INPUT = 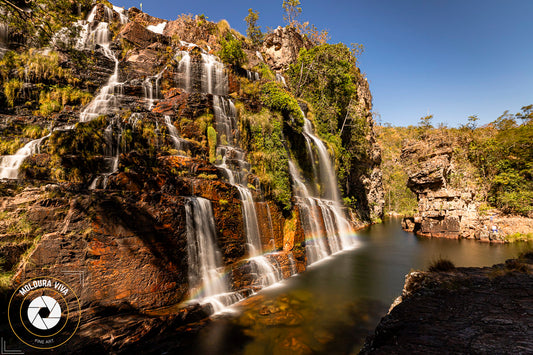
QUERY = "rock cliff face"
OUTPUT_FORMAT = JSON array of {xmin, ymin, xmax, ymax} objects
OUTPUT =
[
  {"xmin": 400, "ymin": 137, "xmax": 492, "ymax": 240},
  {"xmin": 261, "ymin": 26, "xmax": 312, "ymax": 72},
  {"xmin": 361, "ymin": 254, "xmax": 533, "ymax": 354}
]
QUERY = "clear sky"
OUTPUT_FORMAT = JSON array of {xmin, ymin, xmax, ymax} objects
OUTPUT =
[{"xmin": 112, "ymin": 0, "xmax": 533, "ymax": 127}]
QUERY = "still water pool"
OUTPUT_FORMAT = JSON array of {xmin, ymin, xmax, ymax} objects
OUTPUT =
[{"xmin": 185, "ymin": 218, "xmax": 531, "ymax": 355}]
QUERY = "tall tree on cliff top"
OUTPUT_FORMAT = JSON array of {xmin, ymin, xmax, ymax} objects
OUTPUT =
[
  {"xmin": 0, "ymin": 0, "xmax": 92, "ymax": 47},
  {"xmin": 283, "ymin": 0, "xmax": 302, "ymax": 27},
  {"xmin": 245, "ymin": 8, "xmax": 262, "ymax": 46}
]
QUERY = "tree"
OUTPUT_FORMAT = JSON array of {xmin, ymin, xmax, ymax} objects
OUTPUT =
[
  {"xmin": 217, "ymin": 34, "xmax": 247, "ymax": 67},
  {"xmin": 0, "ymin": 0, "xmax": 92, "ymax": 47},
  {"xmin": 282, "ymin": 0, "xmax": 302, "ymax": 27},
  {"xmin": 419, "ymin": 114, "xmax": 433, "ymax": 129},
  {"xmin": 245, "ymin": 8, "xmax": 262, "ymax": 46}
]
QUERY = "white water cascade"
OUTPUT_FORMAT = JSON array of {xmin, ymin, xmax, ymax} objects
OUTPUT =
[
  {"xmin": 163, "ymin": 115, "xmax": 187, "ymax": 152},
  {"xmin": 174, "ymin": 44, "xmax": 228, "ymax": 96},
  {"xmin": 89, "ymin": 121, "xmax": 121, "ymax": 190},
  {"xmin": 289, "ymin": 114, "xmax": 356, "ymax": 265},
  {"xmin": 79, "ymin": 5, "xmax": 128, "ymax": 122},
  {"xmin": 0, "ymin": 134, "xmax": 51, "ymax": 180},
  {"xmin": 185, "ymin": 197, "xmax": 242, "ymax": 313},
  {"xmin": 211, "ymin": 96, "xmax": 281, "ymax": 288},
  {"xmin": 0, "ymin": 22, "xmax": 8, "ymax": 58}
]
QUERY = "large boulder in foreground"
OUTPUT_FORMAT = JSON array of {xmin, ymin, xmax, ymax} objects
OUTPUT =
[{"xmin": 361, "ymin": 254, "xmax": 533, "ymax": 354}]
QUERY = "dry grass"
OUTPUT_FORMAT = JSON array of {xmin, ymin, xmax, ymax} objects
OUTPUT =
[{"xmin": 428, "ymin": 258, "xmax": 456, "ymax": 272}]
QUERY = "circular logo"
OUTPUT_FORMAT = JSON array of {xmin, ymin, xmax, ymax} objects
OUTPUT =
[{"xmin": 8, "ymin": 277, "xmax": 81, "ymax": 350}]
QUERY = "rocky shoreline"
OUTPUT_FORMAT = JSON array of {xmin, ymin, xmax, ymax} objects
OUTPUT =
[{"xmin": 361, "ymin": 253, "xmax": 533, "ymax": 354}]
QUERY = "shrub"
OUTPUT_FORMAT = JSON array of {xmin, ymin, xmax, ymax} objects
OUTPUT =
[
  {"xmin": 218, "ymin": 34, "xmax": 246, "ymax": 68},
  {"xmin": 260, "ymin": 82, "xmax": 303, "ymax": 132},
  {"xmin": 207, "ymin": 126, "xmax": 217, "ymax": 163},
  {"xmin": 3, "ymin": 78, "xmax": 23, "ymax": 107},
  {"xmin": 428, "ymin": 258, "xmax": 456, "ymax": 272}
]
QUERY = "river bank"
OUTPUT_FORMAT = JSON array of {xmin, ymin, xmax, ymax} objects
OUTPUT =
[{"xmin": 361, "ymin": 252, "xmax": 533, "ymax": 354}]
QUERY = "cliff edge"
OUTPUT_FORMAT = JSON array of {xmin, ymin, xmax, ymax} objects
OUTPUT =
[{"xmin": 361, "ymin": 253, "xmax": 533, "ymax": 354}]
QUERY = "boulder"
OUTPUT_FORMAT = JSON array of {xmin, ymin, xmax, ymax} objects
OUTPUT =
[{"xmin": 261, "ymin": 26, "xmax": 311, "ymax": 71}]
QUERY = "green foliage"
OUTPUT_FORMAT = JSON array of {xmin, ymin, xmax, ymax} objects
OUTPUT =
[
  {"xmin": 218, "ymin": 34, "xmax": 247, "ymax": 68},
  {"xmin": 286, "ymin": 44, "xmax": 358, "ymax": 136},
  {"xmin": 36, "ymin": 85, "xmax": 92, "ymax": 116},
  {"xmin": 0, "ymin": 138, "xmax": 24, "ymax": 155},
  {"xmin": 0, "ymin": 0, "xmax": 94, "ymax": 47},
  {"xmin": 241, "ymin": 108, "xmax": 292, "ymax": 211},
  {"xmin": 23, "ymin": 125, "xmax": 48, "ymax": 139},
  {"xmin": 245, "ymin": 9, "xmax": 263, "ymax": 46},
  {"xmin": 286, "ymin": 43, "xmax": 366, "ymax": 206},
  {"xmin": 260, "ymin": 82, "xmax": 303, "ymax": 132},
  {"xmin": 3, "ymin": 78, "xmax": 22, "ymax": 107},
  {"xmin": 207, "ymin": 126, "xmax": 217, "ymax": 163},
  {"xmin": 376, "ymin": 125, "xmax": 419, "ymax": 215}
]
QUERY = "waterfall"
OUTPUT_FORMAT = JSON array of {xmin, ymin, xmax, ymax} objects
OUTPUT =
[
  {"xmin": 246, "ymin": 70, "xmax": 260, "ymax": 82},
  {"xmin": 302, "ymin": 118, "xmax": 340, "ymax": 202},
  {"xmin": 276, "ymin": 73, "xmax": 286, "ymax": 86},
  {"xmin": 185, "ymin": 197, "xmax": 242, "ymax": 313},
  {"xmin": 89, "ymin": 121, "xmax": 121, "ymax": 190},
  {"xmin": 0, "ymin": 22, "xmax": 8, "ymax": 58},
  {"xmin": 112, "ymin": 6, "xmax": 128, "ymax": 25},
  {"xmin": 163, "ymin": 115, "xmax": 187, "ymax": 152},
  {"xmin": 213, "ymin": 95, "xmax": 236, "ymax": 145},
  {"xmin": 142, "ymin": 68, "xmax": 166, "ymax": 110},
  {"xmin": 174, "ymin": 45, "xmax": 227, "ymax": 96},
  {"xmin": 79, "ymin": 20, "xmax": 122, "ymax": 122},
  {"xmin": 0, "ymin": 134, "xmax": 50, "ymax": 180},
  {"xmin": 288, "ymin": 113, "xmax": 356, "ymax": 265}
]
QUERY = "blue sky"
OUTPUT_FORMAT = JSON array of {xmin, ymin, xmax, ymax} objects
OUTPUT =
[{"xmin": 112, "ymin": 0, "xmax": 533, "ymax": 127}]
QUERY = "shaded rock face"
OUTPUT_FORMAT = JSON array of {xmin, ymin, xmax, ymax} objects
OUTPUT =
[
  {"xmin": 261, "ymin": 26, "xmax": 311, "ymax": 71},
  {"xmin": 400, "ymin": 137, "xmax": 485, "ymax": 240},
  {"xmin": 361, "ymin": 256, "xmax": 533, "ymax": 354},
  {"xmin": 344, "ymin": 76, "xmax": 384, "ymax": 223}
]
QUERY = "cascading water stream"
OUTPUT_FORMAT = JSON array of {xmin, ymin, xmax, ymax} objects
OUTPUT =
[
  {"xmin": 0, "ymin": 134, "xmax": 51, "ymax": 179},
  {"xmin": 185, "ymin": 197, "xmax": 242, "ymax": 313},
  {"xmin": 288, "ymin": 112, "xmax": 356, "ymax": 264},
  {"xmin": 79, "ymin": 20, "xmax": 123, "ymax": 122}
]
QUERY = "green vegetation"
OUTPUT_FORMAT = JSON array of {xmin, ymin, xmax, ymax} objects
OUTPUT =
[
  {"xmin": 37, "ymin": 85, "xmax": 93, "ymax": 116},
  {"xmin": 3, "ymin": 78, "xmax": 22, "ymax": 107},
  {"xmin": 245, "ymin": 9, "xmax": 263, "ymax": 46},
  {"xmin": 0, "ymin": 49, "xmax": 90, "ymax": 111},
  {"xmin": 286, "ymin": 43, "xmax": 369, "ymax": 201},
  {"xmin": 376, "ymin": 125, "xmax": 418, "ymax": 215},
  {"xmin": 218, "ymin": 33, "xmax": 247, "ymax": 68},
  {"xmin": 240, "ymin": 107, "xmax": 292, "ymax": 211},
  {"xmin": 260, "ymin": 82, "xmax": 303, "ymax": 133},
  {"xmin": 379, "ymin": 105, "xmax": 533, "ymax": 217},
  {"xmin": 0, "ymin": 0, "xmax": 93, "ymax": 47},
  {"xmin": 207, "ymin": 126, "xmax": 217, "ymax": 163}
]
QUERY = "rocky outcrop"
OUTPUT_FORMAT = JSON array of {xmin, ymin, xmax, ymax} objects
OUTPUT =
[
  {"xmin": 361, "ymin": 254, "xmax": 533, "ymax": 354},
  {"xmin": 261, "ymin": 26, "xmax": 311, "ymax": 72},
  {"xmin": 344, "ymin": 75, "xmax": 384, "ymax": 222},
  {"xmin": 400, "ymin": 137, "xmax": 488, "ymax": 240}
]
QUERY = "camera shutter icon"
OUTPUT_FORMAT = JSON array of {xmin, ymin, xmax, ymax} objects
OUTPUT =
[{"xmin": 27, "ymin": 295, "xmax": 62, "ymax": 330}]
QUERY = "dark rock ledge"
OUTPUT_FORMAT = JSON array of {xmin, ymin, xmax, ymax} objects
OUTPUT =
[{"xmin": 361, "ymin": 254, "xmax": 533, "ymax": 354}]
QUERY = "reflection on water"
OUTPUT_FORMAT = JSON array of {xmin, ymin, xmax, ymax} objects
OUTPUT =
[{"xmin": 186, "ymin": 218, "xmax": 532, "ymax": 354}]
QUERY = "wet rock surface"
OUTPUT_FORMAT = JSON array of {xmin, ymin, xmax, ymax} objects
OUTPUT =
[{"xmin": 361, "ymin": 255, "xmax": 533, "ymax": 354}]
